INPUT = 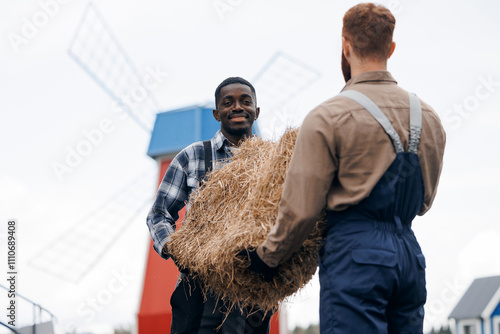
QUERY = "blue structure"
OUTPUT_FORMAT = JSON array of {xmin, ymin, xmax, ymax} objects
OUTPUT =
[
  {"xmin": 449, "ymin": 275, "xmax": 500, "ymax": 334},
  {"xmin": 147, "ymin": 104, "xmax": 218, "ymax": 159},
  {"xmin": 147, "ymin": 104, "xmax": 259, "ymax": 159}
]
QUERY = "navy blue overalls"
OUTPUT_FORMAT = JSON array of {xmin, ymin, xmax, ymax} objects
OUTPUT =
[{"xmin": 319, "ymin": 90, "xmax": 427, "ymax": 334}]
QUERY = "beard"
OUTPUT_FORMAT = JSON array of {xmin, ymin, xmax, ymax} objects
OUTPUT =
[
  {"xmin": 341, "ymin": 50, "xmax": 351, "ymax": 83},
  {"xmin": 224, "ymin": 125, "xmax": 251, "ymax": 137}
]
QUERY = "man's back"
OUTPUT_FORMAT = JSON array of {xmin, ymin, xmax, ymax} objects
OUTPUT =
[
  {"xmin": 253, "ymin": 4, "xmax": 445, "ymax": 333},
  {"xmin": 314, "ymin": 70, "xmax": 446, "ymax": 213},
  {"xmin": 258, "ymin": 70, "xmax": 445, "ymax": 268}
]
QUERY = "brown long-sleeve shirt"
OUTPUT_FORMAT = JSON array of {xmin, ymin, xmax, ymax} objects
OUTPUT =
[{"xmin": 257, "ymin": 70, "xmax": 446, "ymax": 267}]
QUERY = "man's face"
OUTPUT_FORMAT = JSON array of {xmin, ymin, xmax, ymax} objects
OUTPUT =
[{"xmin": 213, "ymin": 83, "xmax": 260, "ymax": 141}]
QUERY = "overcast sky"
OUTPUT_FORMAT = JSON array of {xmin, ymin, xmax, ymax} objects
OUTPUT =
[{"xmin": 1, "ymin": 0, "xmax": 500, "ymax": 333}]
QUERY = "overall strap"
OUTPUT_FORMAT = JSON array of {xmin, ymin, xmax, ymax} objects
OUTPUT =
[
  {"xmin": 408, "ymin": 92, "xmax": 422, "ymax": 154},
  {"xmin": 338, "ymin": 90, "xmax": 404, "ymax": 153},
  {"xmin": 202, "ymin": 140, "xmax": 212, "ymax": 174}
]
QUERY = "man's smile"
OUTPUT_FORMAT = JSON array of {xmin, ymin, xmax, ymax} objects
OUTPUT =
[{"xmin": 229, "ymin": 114, "xmax": 249, "ymax": 122}]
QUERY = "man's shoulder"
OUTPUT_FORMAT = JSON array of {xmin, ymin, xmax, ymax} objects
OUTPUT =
[
  {"xmin": 308, "ymin": 93, "xmax": 364, "ymax": 119},
  {"xmin": 306, "ymin": 85, "xmax": 442, "ymax": 128},
  {"xmin": 416, "ymin": 98, "xmax": 444, "ymax": 132},
  {"xmin": 177, "ymin": 141, "xmax": 205, "ymax": 159},
  {"xmin": 184, "ymin": 140, "xmax": 206, "ymax": 151},
  {"xmin": 174, "ymin": 132, "xmax": 219, "ymax": 162}
]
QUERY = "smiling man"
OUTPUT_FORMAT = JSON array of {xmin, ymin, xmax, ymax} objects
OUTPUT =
[
  {"xmin": 146, "ymin": 77, "xmax": 269, "ymax": 334},
  {"xmin": 213, "ymin": 78, "xmax": 260, "ymax": 145}
]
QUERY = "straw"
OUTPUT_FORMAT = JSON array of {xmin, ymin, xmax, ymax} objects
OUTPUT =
[{"xmin": 167, "ymin": 128, "xmax": 326, "ymax": 315}]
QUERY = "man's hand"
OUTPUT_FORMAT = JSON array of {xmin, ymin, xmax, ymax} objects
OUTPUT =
[{"xmin": 238, "ymin": 248, "xmax": 278, "ymax": 282}]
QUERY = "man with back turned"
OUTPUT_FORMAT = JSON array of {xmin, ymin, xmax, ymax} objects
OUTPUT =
[{"xmin": 246, "ymin": 3, "xmax": 446, "ymax": 333}]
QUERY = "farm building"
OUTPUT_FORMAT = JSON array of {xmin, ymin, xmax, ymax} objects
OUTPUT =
[{"xmin": 449, "ymin": 275, "xmax": 500, "ymax": 334}]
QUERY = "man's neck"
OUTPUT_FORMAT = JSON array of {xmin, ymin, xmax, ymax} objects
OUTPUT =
[
  {"xmin": 350, "ymin": 61, "xmax": 387, "ymax": 78},
  {"xmin": 223, "ymin": 131, "xmax": 252, "ymax": 147}
]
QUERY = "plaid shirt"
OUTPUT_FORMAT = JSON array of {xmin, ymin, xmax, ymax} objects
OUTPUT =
[{"xmin": 147, "ymin": 130, "xmax": 235, "ymax": 259}]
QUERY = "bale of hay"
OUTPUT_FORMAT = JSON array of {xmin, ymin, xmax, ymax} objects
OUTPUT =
[{"xmin": 167, "ymin": 128, "xmax": 326, "ymax": 315}]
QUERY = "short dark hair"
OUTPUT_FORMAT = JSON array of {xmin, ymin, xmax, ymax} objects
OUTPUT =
[
  {"xmin": 342, "ymin": 3, "xmax": 395, "ymax": 61},
  {"xmin": 214, "ymin": 77, "xmax": 256, "ymax": 106}
]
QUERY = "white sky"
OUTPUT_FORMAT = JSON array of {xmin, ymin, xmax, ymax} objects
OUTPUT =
[{"xmin": 1, "ymin": 0, "xmax": 500, "ymax": 333}]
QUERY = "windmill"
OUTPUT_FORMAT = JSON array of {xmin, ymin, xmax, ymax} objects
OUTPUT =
[{"xmin": 28, "ymin": 1, "xmax": 322, "ymax": 331}]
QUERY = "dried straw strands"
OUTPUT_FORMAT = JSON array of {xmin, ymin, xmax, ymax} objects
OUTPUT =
[{"xmin": 167, "ymin": 128, "xmax": 326, "ymax": 314}]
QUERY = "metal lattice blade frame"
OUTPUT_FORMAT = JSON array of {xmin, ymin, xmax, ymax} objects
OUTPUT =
[
  {"xmin": 28, "ymin": 168, "xmax": 156, "ymax": 283},
  {"xmin": 252, "ymin": 51, "xmax": 322, "ymax": 139},
  {"xmin": 68, "ymin": 2, "xmax": 160, "ymax": 133}
]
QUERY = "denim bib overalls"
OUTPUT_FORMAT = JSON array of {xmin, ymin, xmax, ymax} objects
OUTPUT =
[{"xmin": 319, "ymin": 90, "xmax": 427, "ymax": 334}]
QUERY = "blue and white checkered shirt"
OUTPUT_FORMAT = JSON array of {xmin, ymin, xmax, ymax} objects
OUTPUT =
[{"xmin": 146, "ymin": 130, "xmax": 235, "ymax": 259}]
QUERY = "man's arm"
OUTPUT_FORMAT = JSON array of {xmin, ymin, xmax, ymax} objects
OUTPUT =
[
  {"xmin": 146, "ymin": 152, "xmax": 190, "ymax": 260},
  {"xmin": 256, "ymin": 106, "xmax": 338, "ymax": 268},
  {"xmin": 418, "ymin": 104, "xmax": 447, "ymax": 215}
]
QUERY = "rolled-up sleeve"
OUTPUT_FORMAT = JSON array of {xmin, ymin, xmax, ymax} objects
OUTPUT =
[{"xmin": 257, "ymin": 106, "xmax": 338, "ymax": 267}]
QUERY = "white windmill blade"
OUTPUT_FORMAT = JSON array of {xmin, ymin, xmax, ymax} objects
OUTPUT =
[
  {"xmin": 251, "ymin": 51, "xmax": 321, "ymax": 140},
  {"xmin": 252, "ymin": 51, "xmax": 322, "ymax": 109},
  {"xmin": 28, "ymin": 168, "xmax": 156, "ymax": 283},
  {"xmin": 68, "ymin": 1, "xmax": 159, "ymax": 133}
]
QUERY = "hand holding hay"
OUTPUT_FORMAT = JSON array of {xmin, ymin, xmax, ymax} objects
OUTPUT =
[{"xmin": 167, "ymin": 128, "xmax": 326, "ymax": 314}]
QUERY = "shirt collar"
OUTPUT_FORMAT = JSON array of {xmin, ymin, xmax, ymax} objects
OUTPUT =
[
  {"xmin": 344, "ymin": 70, "xmax": 397, "ymax": 88},
  {"xmin": 212, "ymin": 130, "xmax": 231, "ymax": 151}
]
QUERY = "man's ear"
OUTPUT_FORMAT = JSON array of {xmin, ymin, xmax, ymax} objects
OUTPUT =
[
  {"xmin": 387, "ymin": 41, "xmax": 396, "ymax": 59},
  {"xmin": 213, "ymin": 109, "xmax": 220, "ymax": 122},
  {"xmin": 255, "ymin": 107, "xmax": 260, "ymax": 120},
  {"xmin": 342, "ymin": 36, "xmax": 350, "ymax": 58}
]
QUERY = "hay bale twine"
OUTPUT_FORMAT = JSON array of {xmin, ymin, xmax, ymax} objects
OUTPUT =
[{"xmin": 167, "ymin": 128, "xmax": 326, "ymax": 314}]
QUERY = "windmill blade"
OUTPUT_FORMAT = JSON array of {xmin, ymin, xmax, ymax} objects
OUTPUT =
[
  {"xmin": 28, "ymin": 168, "xmax": 156, "ymax": 283},
  {"xmin": 252, "ymin": 51, "xmax": 322, "ymax": 139},
  {"xmin": 68, "ymin": 2, "xmax": 160, "ymax": 133},
  {"xmin": 252, "ymin": 51, "xmax": 322, "ymax": 110}
]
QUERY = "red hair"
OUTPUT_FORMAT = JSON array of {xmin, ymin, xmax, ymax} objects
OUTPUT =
[{"xmin": 342, "ymin": 3, "xmax": 396, "ymax": 61}]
